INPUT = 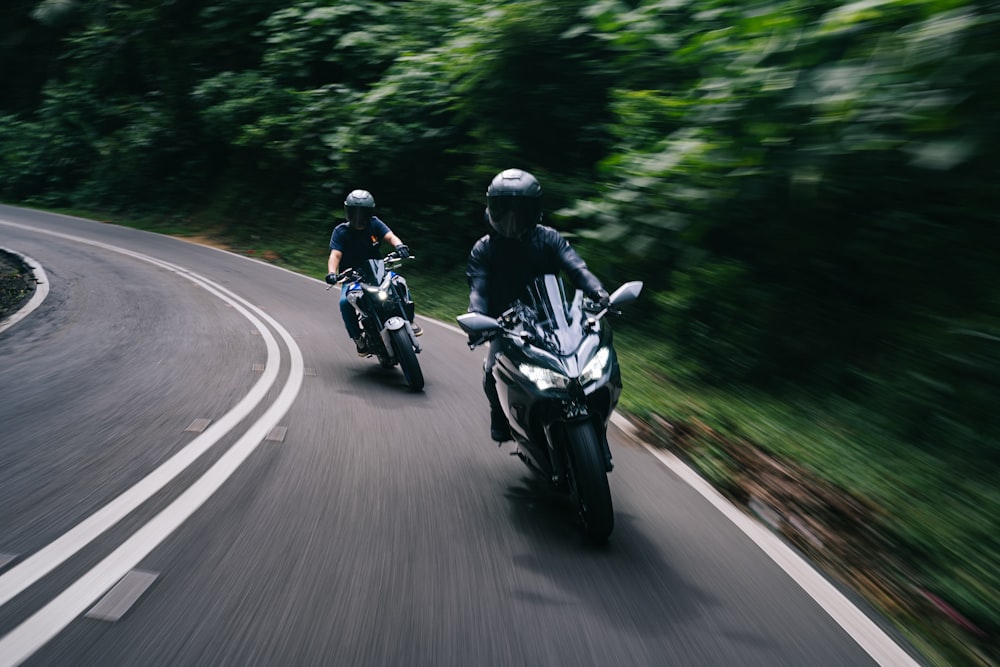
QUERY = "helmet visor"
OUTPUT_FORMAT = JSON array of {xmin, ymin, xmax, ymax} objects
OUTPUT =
[
  {"xmin": 488, "ymin": 197, "xmax": 540, "ymax": 238},
  {"xmin": 346, "ymin": 207, "xmax": 370, "ymax": 230}
]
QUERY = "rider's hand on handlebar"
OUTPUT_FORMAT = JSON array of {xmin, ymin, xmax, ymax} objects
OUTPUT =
[
  {"xmin": 394, "ymin": 244, "xmax": 410, "ymax": 259},
  {"xmin": 325, "ymin": 272, "xmax": 339, "ymax": 285},
  {"xmin": 587, "ymin": 289, "xmax": 610, "ymax": 310}
]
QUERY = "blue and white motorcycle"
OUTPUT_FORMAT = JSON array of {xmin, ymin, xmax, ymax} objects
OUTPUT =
[{"xmin": 336, "ymin": 251, "xmax": 423, "ymax": 391}]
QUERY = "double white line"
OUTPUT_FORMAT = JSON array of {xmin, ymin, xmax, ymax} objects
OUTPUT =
[{"xmin": 0, "ymin": 220, "xmax": 304, "ymax": 666}]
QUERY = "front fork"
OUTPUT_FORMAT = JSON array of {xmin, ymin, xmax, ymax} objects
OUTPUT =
[
  {"xmin": 366, "ymin": 297, "xmax": 421, "ymax": 359},
  {"xmin": 544, "ymin": 400, "xmax": 614, "ymax": 488}
]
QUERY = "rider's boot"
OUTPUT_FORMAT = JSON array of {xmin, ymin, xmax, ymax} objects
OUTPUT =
[
  {"xmin": 404, "ymin": 301, "xmax": 422, "ymax": 336},
  {"xmin": 353, "ymin": 336, "xmax": 368, "ymax": 357},
  {"xmin": 484, "ymin": 375, "xmax": 511, "ymax": 442}
]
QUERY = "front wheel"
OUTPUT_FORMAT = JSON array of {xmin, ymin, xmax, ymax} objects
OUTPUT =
[
  {"xmin": 566, "ymin": 421, "xmax": 614, "ymax": 542},
  {"xmin": 389, "ymin": 327, "xmax": 424, "ymax": 392}
]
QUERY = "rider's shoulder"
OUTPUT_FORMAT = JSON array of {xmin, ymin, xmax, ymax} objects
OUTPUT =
[
  {"xmin": 470, "ymin": 234, "xmax": 491, "ymax": 252},
  {"xmin": 534, "ymin": 225, "xmax": 567, "ymax": 245},
  {"xmin": 536, "ymin": 224, "xmax": 565, "ymax": 235}
]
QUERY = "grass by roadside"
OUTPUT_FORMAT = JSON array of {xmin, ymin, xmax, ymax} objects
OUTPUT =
[
  {"xmin": 614, "ymin": 337, "xmax": 998, "ymax": 667},
  {"xmin": 29, "ymin": 207, "xmax": 999, "ymax": 666}
]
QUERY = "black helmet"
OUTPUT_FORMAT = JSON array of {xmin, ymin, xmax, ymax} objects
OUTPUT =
[
  {"xmin": 344, "ymin": 189, "xmax": 375, "ymax": 230},
  {"xmin": 486, "ymin": 168, "xmax": 542, "ymax": 239}
]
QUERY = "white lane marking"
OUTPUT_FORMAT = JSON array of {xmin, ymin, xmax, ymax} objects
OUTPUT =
[
  {"xmin": 0, "ymin": 554, "xmax": 15, "ymax": 572},
  {"xmin": 0, "ymin": 251, "xmax": 50, "ymax": 335},
  {"xmin": 610, "ymin": 414, "xmax": 921, "ymax": 667},
  {"xmin": 417, "ymin": 312, "xmax": 463, "ymax": 334},
  {"xmin": 0, "ymin": 255, "xmax": 281, "ymax": 608},
  {"xmin": 0, "ymin": 219, "xmax": 297, "ymax": 592},
  {"xmin": 0, "ymin": 302, "xmax": 304, "ymax": 667},
  {"xmin": 183, "ymin": 418, "xmax": 212, "ymax": 433},
  {"xmin": 264, "ymin": 425, "xmax": 287, "ymax": 443},
  {"xmin": 84, "ymin": 570, "xmax": 158, "ymax": 622}
]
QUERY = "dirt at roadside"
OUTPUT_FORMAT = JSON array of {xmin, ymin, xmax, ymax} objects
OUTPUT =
[
  {"xmin": 173, "ymin": 234, "xmax": 234, "ymax": 250},
  {"xmin": 0, "ymin": 250, "xmax": 34, "ymax": 320},
  {"xmin": 629, "ymin": 413, "xmax": 995, "ymax": 667}
]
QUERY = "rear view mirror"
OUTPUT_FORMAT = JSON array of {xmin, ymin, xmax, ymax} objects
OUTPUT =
[
  {"xmin": 457, "ymin": 312, "xmax": 501, "ymax": 336},
  {"xmin": 609, "ymin": 281, "xmax": 643, "ymax": 307}
]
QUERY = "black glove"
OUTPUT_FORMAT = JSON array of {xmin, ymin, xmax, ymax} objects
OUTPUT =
[
  {"xmin": 468, "ymin": 331, "xmax": 493, "ymax": 347},
  {"xmin": 394, "ymin": 244, "xmax": 410, "ymax": 259},
  {"xmin": 325, "ymin": 272, "xmax": 339, "ymax": 285},
  {"xmin": 590, "ymin": 289, "xmax": 610, "ymax": 309}
]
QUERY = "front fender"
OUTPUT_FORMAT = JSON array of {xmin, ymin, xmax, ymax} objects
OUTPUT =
[{"xmin": 380, "ymin": 317, "xmax": 421, "ymax": 354}]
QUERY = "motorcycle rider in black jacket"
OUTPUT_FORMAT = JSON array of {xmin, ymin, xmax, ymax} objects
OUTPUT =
[{"xmin": 466, "ymin": 168, "xmax": 610, "ymax": 442}]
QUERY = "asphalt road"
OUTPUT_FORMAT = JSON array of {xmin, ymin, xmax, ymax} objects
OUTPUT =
[{"xmin": 0, "ymin": 206, "xmax": 923, "ymax": 666}]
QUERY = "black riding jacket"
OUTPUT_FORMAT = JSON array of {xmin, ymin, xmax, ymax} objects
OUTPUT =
[{"xmin": 466, "ymin": 225, "xmax": 605, "ymax": 317}]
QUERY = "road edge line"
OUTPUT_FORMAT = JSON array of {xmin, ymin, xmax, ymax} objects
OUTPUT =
[
  {"xmin": 610, "ymin": 412, "xmax": 923, "ymax": 667},
  {"xmin": 0, "ymin": 250, "xmax": 50, "ymax": 335}
]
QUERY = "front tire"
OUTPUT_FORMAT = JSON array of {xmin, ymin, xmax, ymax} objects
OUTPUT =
[
  {"xmin": 566, "ymin": 421, "xmax": 614, "ymax": 542},
  {"xmin": 389, "ymin": 327, "xmax": 424, "ymax": 391}
]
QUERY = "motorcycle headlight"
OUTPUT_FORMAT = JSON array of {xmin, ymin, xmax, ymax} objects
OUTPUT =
[
  {"xmin": 519, "ymin": 363, "xmax": 569, "ymax": 391},
  {"xmin": 364, "ymin": 286, "xmax": 389, "ymax": 301},
  {"xmin": 581, "ymin": 347, "xmax": 611, "ymax": 384}
]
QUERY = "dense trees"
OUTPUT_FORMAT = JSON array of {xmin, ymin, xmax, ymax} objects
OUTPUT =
[{"xmin": 2, "ymin": 0, "xmax": 997, "ymax": 655}]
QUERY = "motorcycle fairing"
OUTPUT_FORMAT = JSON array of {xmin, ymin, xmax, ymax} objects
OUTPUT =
[
  {"xmin": 492, "ymin": 275, "xmax": 623, "ymax": 473},
  {"xmin": 501, "ymin": 275, "xmax": 618, "ymax": 397}
]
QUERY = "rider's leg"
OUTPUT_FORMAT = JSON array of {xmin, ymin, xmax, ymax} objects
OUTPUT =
[
  {"xmin": 340, "ymin": 288, "xmax": 365, "ymax": 354},
  {"xmin": 483, "ymin": 339, "xmax": 510, "ymax": 442}
]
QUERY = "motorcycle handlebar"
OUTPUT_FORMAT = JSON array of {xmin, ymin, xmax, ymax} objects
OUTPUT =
[
  {"xmin": 385, "ymin": 251, "xmax": 416, "ymax": 263},
  {"xmin": 333, "ymin": 252, "xmax": 416, "ymax": 285},
  {"xmin": 335, "ymin": 269, "xmax": 359, "ymax": 284}
]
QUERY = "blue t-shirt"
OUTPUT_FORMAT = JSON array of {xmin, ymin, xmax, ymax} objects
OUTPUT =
[{"xmin": 329, "ymin": 216, "xmax": 392, "ymax": 270}]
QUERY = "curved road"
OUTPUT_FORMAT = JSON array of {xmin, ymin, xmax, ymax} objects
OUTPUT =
[{"xmin": 0, "ymin": 205, "xmax": 923, "ymax": 666}]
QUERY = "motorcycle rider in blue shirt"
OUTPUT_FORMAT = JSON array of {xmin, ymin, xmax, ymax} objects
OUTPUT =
[
  {"xmin": 326, "ymin": 189, "xmax": 422, "ymax": 356},
  {"xmin": 466, "ymin": 169, "xmax": 609, "ymax": 442}
]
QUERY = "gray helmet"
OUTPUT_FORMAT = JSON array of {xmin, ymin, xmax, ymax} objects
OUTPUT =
[
  {"xmin": 486, "ymin": 168, "xmax": 542, "ymax": 239},
  {"xmin": 344, "ymin": 189, "xmax": 375, "ymax": 230}
]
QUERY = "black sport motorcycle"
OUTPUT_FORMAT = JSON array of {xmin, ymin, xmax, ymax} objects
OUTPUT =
[
  {"xmin": 335, "ymin": 251, "xmax": 424, "ymax": 391},
  {"xmin": 457, "ymin": 274, "xmax": 642, "ymax": 541}
]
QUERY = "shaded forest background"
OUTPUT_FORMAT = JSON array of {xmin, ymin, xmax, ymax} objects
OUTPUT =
[{"xmin": 1, "ymin": 0, "xmax": 997, "ymax": 663}]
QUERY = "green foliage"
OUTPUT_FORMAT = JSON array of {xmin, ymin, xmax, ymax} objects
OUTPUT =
[
  {"xmin": 1, "ymin": 0, "xmax": 998, "ymax": 661},
  {"xmin": 571, "ymin": 0, "xmax": 1000, "ymax": 400}
]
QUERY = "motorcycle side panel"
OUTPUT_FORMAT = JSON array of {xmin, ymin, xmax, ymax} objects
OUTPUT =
[{"xmin": 492, "ymin": 354, "xmax": 573, "ymax": 478}]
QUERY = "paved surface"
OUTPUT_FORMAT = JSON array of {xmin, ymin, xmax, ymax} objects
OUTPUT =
[{"xmin": 0, "ymin": 206, "xmax": 906, "ymax": 666}]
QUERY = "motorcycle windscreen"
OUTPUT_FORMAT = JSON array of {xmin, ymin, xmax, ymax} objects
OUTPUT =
[
  {"xmin": 357, "ymin": 259, "xmax": 387, "ymax": 285},
  {"xmin": 521, "ymin": 275, "xmax": 587, "ymax": 355}
]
